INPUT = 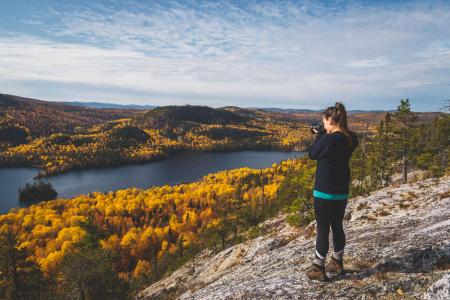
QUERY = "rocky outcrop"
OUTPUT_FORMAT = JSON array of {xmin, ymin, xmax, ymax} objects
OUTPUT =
[
  {"xmin": 425, "ymin": 273, "xmax": 450, "ymax": 299},
  {"xmin": 137, "ymin": 176, "xmax": 450, "ymax": 300}
]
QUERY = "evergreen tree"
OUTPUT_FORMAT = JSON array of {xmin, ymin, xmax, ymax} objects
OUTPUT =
[
  {"xmin": 0, "ymin": 224, "xmax": 48, "ymax": 300},
  {"xmin": 18, "ymin": 180, "xmax": 57, "ymax": 203},
  {"xmin": 391, "ymin": 99, "xmax": 417, "ymax": 183},
  {"xmin": 54, "ymin": 222, "xmax": 130, "ymax": 300},
  {"xmin": 354, "ymin": 123, "xmax": 370, "ymax": 193},
  {"xmin": 377, "ymin": 113, "xmax": 395, "ymax": 187}
]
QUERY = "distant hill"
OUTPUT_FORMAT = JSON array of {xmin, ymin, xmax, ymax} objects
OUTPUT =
[
  {"xmin": 58, "ymin": 103, "xmax": 391, "ymax": 114},
  {"xmin": 0, "ymin": 94, "xmax": 141, "ymax": 137},
  {"xmin": 62, "ymin": 101, "xmax": 158, "ymax": 110},
  {"xmin": 1, "ymin": 94, "xmax": 443, "ymax": 137},
  {"xmin": 253, "ymin": 107, "xmax": 395, "ymax": 115},
  {"xmin": 140, "ymin": 104, "xmax": 252, "ymax": 129},
  {"xmin": 58, "ymin": 102, "xmax": 395, "ymax": 114},
  {"xmin": 0, "ymin": 93, "xmax": 446, "ymax": 177},
  {"xmin": 250, "ymin": 107, "xmax": 318, "ymax": 113},
  {"xmin": 1, "ymin": 95, "xmax": 310, "ymax": 176}
]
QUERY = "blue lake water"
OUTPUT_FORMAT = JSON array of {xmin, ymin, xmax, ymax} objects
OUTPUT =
[{"xmin": 0, "ymin": 150, "xmax": 305, "ymax": 214}]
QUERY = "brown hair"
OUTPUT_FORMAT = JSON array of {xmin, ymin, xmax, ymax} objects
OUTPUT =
[{"xmin": 323, "ymin": 101, "xmax": 352, "ymax": 149}]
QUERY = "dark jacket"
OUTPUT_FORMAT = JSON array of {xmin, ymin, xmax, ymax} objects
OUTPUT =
[{"xmin": 308, "ymin": 130, "xmax": 358, "ymax": 194}]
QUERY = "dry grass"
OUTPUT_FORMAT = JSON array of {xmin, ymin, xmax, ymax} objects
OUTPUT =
[
  {"xmin": 400, "ymin": 191, "xmax": 417, "ymax": 201},
  {"xmin": 438, "ymin": 189, "xmax": 450, "ymax": 200},
  {"xmin": 349, "ymin": 279, "xmax": 364, "ymax": 288},
  {"xmin": 416, "ymin": 182, "xmax": 428, "ymax": 189},
  {"xmin": 276, "ymin": 235, "xmax": 296, "ymax": 249},
  {"xmin": 356, "ymin": 202, "xmax": 370, "ymax": 211},
  {"xmin": 378, "ymin": 209, "xmax": 391, "ymax": 216},
  {"xmin": 349, "ymin": 258, "xmax": 378, "ymax": 270},
  {"xmin": 399, "ymin": 202, "xmax": 411, "ymax": 209},
  {"xmin": 367, "ymin": 213, "xmax": 378, "ymax": 221},
  {"xmin": 373, "ymin": 271, "xmax": 389, "ymax": 281}
]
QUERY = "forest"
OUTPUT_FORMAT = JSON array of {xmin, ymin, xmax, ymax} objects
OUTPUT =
[
  {"xmin": 0, "ymin": 157, "xmax": 316, "ymax": 299},
  {"xmin": 1, "ymin": 94, "xmax": 440, "ymax": 178},
  {"xmin": 0, "ymin": 97, "xmax": 448, "ymax": 299},
  {"xmin": 350, "ymin": 99, "xmax": 449, "ymax": 195},
  {"xmin": 0, "ymin": 94, "xmax": 310, "ymax": 177}
]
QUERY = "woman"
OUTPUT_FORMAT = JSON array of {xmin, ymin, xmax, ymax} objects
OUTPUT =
[{"xmin": 305, "ymin": 101, "xmax": 358, "ymax": 281}]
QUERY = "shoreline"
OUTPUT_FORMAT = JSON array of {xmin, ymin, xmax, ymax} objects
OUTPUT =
[
  {"xmin": 1, "ymin": 145, "xmax": 307, "ymax": 179},
  {"xmin": 0, "ymin": 150, "xmax": 306, "ymax": 214}
]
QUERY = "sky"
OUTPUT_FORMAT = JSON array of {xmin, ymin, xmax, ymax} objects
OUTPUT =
[{"xmin": 0, "ymin": 0, "xmax": 449, "ymax": 111}]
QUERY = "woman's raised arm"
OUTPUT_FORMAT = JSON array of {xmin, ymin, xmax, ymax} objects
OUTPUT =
[{"xmin": 308, "ymin": 132, "xmax": 334, "ymax": 160}]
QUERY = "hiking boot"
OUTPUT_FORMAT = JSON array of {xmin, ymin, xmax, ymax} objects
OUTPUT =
[
  {"xmin": 306, "ymin": 263, "xmax": 329, "ymax": 281},
  {"xmin": 325, "ymin": 256, "xmax": 344, "ymax": 275}
]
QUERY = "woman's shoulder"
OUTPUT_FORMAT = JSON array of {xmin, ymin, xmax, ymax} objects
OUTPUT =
[
  {"xmin": 331, "ymin": 130, "xmax": 358, "ymax": 146},
  {"xmin": 329, "ymin": 130, "xmax": 353, "ymax": 138},
  {"xmin": 327, "ymin": 131, "xmax": 347, "ymax": 146}
]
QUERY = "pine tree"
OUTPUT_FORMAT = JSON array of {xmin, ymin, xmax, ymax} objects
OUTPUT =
[
  {"xmin": 379, "ymin": 113, "xmax": 394, "ymax": 186},
  {"xmin": 391, "ymin": 99, "xmax": 417, "ymax": 183},
  {"xmin": 0, "ymin": 224, "xmax": 48, "ymax": 300},
  {"xmin": 54, "ymin": 232, "xmax": 130, "ymax": 300}
]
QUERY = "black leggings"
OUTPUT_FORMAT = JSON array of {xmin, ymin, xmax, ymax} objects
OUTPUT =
[{"xmin": 314, "ymin": 197, "xmax": 348, "ymax": 258}]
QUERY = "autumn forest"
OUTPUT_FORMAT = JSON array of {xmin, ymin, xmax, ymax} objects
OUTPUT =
[{"xmin": 0, "ymin": 94, "xmax": 448, "ymax": 299}]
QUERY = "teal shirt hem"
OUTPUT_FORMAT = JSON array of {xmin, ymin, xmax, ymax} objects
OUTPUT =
[{"xmin": 313, "ymin": 189, "xmax": 348, "ymax": 200}]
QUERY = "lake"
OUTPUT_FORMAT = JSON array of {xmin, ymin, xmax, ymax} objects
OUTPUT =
[{"xmin": 0, "ymin": 150, "xmax": 305, "ymax": 214}]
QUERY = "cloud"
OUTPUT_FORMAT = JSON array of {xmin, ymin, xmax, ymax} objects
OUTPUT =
[
  {"xmin": 418, "ymin": 41, "xmax": 450, "ymax": 58},
  {"xmin": 0, "ymin": 0, "xmax": 449, "ymax": 110},
  {"xmin": 343, "ymin": 58, "xmax": 391, "ymax": 68}
]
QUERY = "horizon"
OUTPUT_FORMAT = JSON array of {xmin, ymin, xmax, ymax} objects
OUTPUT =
[
  {"xmin": 3, "ymin": 92, "xmax": 444, "ymax": 112},
  {"xmin": 1, "ymin": 0, "xmax": 450, "ymax": 112}
]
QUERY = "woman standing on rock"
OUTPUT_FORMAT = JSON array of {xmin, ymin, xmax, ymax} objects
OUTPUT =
[{"xmin": 305, "ymin": 101, "xmax": 359, "ymax": 281}]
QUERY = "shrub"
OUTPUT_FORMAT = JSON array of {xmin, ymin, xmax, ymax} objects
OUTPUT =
[{"xmin": 286, "ymin": 214, "xmax": 302, "ymax": 227}]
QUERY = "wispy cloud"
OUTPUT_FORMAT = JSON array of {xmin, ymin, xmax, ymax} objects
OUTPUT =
[
  {"xmin": 418, "ymin": 41, "xmax": 450, "ymax": 58},
  {"xmin": 0, "ymin": 0, "xmax": 449, "ymax": 110},
  {"xmin": 343, "ymin": 58, "xmax": 391, "ymax": 68}
]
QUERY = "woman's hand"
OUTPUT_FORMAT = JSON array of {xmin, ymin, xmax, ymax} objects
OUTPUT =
[
  {"xmin": 310, "ymin": 123, "xmax": 325, "ymax": 135},
  {"xmin": 311, "ymin": 126, "xmax": 326, "ymax": 135}
]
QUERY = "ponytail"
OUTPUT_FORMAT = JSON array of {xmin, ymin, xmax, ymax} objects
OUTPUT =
[{"xmin": 323, "ymin": 101, "xmax": 352, "ymax": 149}]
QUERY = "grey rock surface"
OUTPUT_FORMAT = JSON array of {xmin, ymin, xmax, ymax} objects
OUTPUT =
[
  {"xmin": 137, "ymin": 176, "xmax": 450, "ymax": 300},
  {"xmin": 424, "ymin": 272, "xmax": 450, "ymax": 300}
]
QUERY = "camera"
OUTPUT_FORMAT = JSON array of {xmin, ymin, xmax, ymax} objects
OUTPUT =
[{"xmin": 310, "ymin": 123, "xmax": 325, "ymax": 135}]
